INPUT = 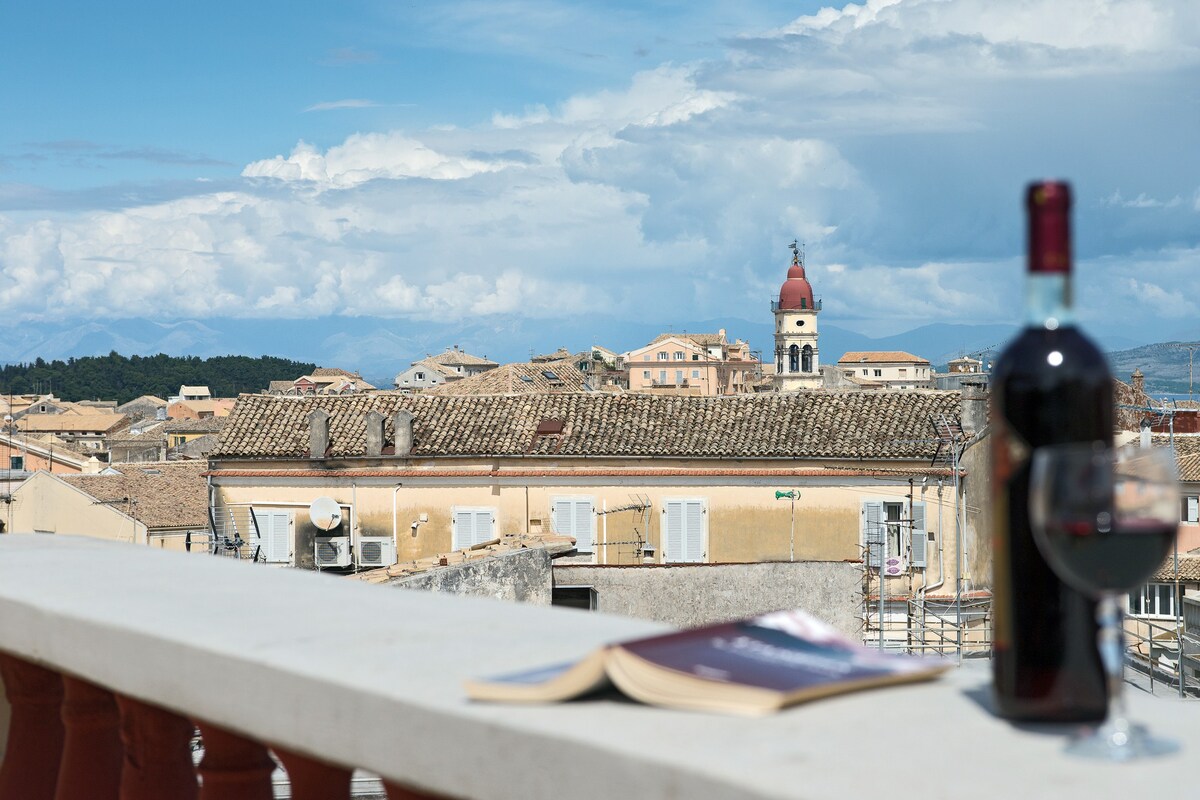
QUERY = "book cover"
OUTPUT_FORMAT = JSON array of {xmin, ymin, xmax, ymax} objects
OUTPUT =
[{"xmin": 465, "ymin": 609, "xmax": 949, "ymax": 714}]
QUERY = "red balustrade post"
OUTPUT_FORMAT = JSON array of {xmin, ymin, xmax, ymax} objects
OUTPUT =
[
  {"xmin": 115, "ymin": 695, "xmax": 198, "ymax": 800},
  {"xmin": 194, "ymin": 722, "xmax": 275, "ymax": 800},
  {"xmin": 56, "ymin": 677, "xmax": 121, "ymax": 800},
  {"xmin": 0, "ymin": 653, "xmax": 65, "ymax": 800},
  {"xmin": 273, "ymin": 747, "xmax": 351, "ymax": 800}
]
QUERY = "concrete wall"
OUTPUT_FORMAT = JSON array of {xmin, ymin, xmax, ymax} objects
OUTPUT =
[
  {"xmin": 390, "ymin": 547, "xmax": 553, "ymax": 605},
  {"xmin": 553, "ymin": 561, "xmax": 861, "ymax": 638}
]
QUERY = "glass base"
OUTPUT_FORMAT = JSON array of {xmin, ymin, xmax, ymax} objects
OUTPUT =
[{"xmin": 1065, "ymin": 719, "xmax": 1179, "ymax": 761}]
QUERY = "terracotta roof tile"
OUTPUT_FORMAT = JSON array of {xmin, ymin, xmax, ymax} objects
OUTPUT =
[
  {"xmin": 1151, "ymin": 556, "xmax": 1200, "ymax": 582},
  {"xmin": 428, "ymin": 348, "xmax": 498, "ymax": 367},
  {"xmin": 213, "ymin": 389, "xmax": 964, "ymax": 461},
  {"xmin": 163, "ymin": 416, "xmax": 227, "ymax": 434},
  {"xmin": 424, "ymin": 359, "xmax": 587, "ymax": 397},
  {"xmin": 837, "ymin": 351, "xmax": 930, "ymax": 365},
  {"xmin": 60, "ymin": 461, "xmax": 209, "ymax": 529}
]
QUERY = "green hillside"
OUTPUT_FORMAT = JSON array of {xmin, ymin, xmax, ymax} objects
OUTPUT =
[
  {"xmin": 1108, "ymin": 342, "xmax": 1200, "ymax": 396},
  {"xmin": 0, "ymin": 352, "xmax": 316, "ymax": 405}
]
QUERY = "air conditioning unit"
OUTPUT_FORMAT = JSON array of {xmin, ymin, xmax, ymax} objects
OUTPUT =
[
  {"xmin": 356, "ymin": 536, "xmax": 396, "ymax": 568},
  {"xmin": 314, "ymin": 536, "xmax": 351, "ymax": 568},
  {"xmin": 883, "ymin": 556, "xmax": 907, "ymax": 576}
]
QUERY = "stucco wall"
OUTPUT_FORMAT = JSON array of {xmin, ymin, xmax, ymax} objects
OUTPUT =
[
  {"xmin": 9, "ymin": 472, "xmax": 147, "ymax": 544},
  {"xmin": 213, "ymin": 473, "xmax": 963, "ymax": 577},
  {"xmin": 552, "ymin": 561, "xmax": 861, "ymax": 637},
  {"xmin": 389, "ymin": 547, "xmax": 553, "ymax": 604}
]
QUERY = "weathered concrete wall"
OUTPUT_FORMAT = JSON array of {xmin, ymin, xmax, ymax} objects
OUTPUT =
[
  {"xmin": 553, "ymin": 561, "xmax": 861, "ymax": 637},
  {"xmin": 390, "ymin": 547, "xmax": 553, "ymax": 605}
]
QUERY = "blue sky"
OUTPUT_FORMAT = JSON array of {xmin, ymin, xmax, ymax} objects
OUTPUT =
[{"xmin": 2, "ymin": 0, "xmax": 1198, "ymax": 348}]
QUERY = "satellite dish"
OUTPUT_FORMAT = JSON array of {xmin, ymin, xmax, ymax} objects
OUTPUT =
[{"xmin": 308, "ymin": 496, "xmax": 343, "ymax": 531}]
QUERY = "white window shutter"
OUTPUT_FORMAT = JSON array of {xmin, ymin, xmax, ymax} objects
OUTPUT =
[
  {"xmin": 474, "ymin": 510, "xmax": 493, "ymax": 545},
  {"xmin": 910, "ymin": 503, "xmax": 927, "ymax": 567},
  {"xmin": 863, "ymin": 502, "xmax": 884, "ymax": 567},
  {"xmin": 684, "ymin": 501, "xmax": 705, "ymax": 562},
  {"xmin": 664, "ymin": 501, "xmax": 683, "ymax": 562},
  {"xmin": 253, "ymin": 511, "xmax": 291, "ymax": 563},
  {"xmin": 574, "ymin": 500, "xmax": 594, "ymax": 552},
  {"xmin": 551, "ymin": 500, "xmax": 571, "ymax": 535},
  {"xmin": 1188, "ymin": 496, "xmax": 1198, "ymax": 523},
  {"xmin": 453, "ymin": 510, "xmax": 474, "ymax": 550}
]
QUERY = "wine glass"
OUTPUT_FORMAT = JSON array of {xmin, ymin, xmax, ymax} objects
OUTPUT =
[{"xmin": 1029, "ymin": 443, "xmax": 1180, "ymax": 760}]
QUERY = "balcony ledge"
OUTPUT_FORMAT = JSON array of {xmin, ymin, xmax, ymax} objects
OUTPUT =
[{"xmin": 0, "ymin": 534, "xmax": 1196, "ymax": 799}]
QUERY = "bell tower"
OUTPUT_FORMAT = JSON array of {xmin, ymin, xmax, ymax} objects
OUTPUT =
[{"xmin": 772, "ymin": 242, "xmax": 821, "ymax": 391}]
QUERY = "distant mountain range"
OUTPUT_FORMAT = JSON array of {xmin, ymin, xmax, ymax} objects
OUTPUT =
[{"xmin": 0, "ymin": 316, "xmax": 1184, "ymax": 394}]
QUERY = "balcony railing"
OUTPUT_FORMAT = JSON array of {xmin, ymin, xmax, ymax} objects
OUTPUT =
[{"xmin": 1, "ymin": 534, "xmax": 1199, "ymax": 799}]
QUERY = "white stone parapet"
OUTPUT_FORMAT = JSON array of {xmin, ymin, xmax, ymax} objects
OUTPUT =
[{"xmin": 0, "ymin": 534, "xmax": 1196, "ymax": 799}]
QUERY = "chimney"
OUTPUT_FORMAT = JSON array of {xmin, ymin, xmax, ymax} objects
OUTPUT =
[
  {"xmin": 1131, "ymin": 369, "xmax": 1145, "ymax": 396},
  {"xmin": 364, "ymin": 410, "xmax": 385, "ymax": 457},
  {"xmin": 959, "ymin": 380, "xmax": 988, "ymax": 436},
  {"xmin": 394, "ymin": 409, "xmax": 414, "ymax": 456},
  {"xmin": 308, "ymin": 409, "xmax": 331, "ymax": 459}
]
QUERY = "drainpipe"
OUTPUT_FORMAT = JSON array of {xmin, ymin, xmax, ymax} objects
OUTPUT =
[{"xmin": 391, "ymin": 484, "xmax": 403, "ymax": 560}]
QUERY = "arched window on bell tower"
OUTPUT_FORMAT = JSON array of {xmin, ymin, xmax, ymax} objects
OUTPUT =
[
  {"xmin": 801, "ymin": 344, "xmax": 813, "ymax": 373},
  {"xmin": 788, "ymin": 344, "xmax": 799, "ymax": 373}
]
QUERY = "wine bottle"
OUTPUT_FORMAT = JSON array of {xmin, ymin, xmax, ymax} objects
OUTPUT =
[{"xmin": 989, "ymin": 181, "xmax": 1109, "ymax": 721}]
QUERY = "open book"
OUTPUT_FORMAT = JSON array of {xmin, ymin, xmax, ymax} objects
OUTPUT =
[{"xmin": 464, "ymin": 609, "xmax": 951, "ymax": 716}]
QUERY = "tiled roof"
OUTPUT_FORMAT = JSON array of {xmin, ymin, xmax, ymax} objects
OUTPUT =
[
  {"xmin": 410, "ymin": 359, "xmax": 460, "ymax": 379},
  {"xmin": 213, "ymin": 389, "xmax": 964, "ymax": 460},
  {"xmin": 1151, "ymin": 556, "xmax": 1200, "ymax": 582},
  {"xmin": 60, "ymin": 461, "xmax": 209, "ymax": 529},
  {"xmin": 531, "ymin": 348, "xmax": 574, "ymax": 363},
  {"xmin": 424, "ymin": 359, "xmax": 588, "ymax": 397},
  {"xmin": 428, "ymin": 348, "xmax": 498, "ymax": 367},
  {"xmin": 837, "ymin": 351, "xmax": 930, "ymax": 365},
  {"xmin": 311, "ymin": 367, "xmax": 361, "ymax": 378},
  {"xmin": 163, "ymin": 416, "xmax": 227, "ymax": 434},
  {"xmin": 16, "ymin": 414, "xmax": 128, "ymax": 434},
  {"xmin": 652, "ymin": 332, "xmax": 726, "ymax": 346},
  {"xmin": 268, "ymin": 380, "xmax": 295, "ymax": 392}
]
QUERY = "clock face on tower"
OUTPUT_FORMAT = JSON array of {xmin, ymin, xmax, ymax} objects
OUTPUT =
[{"xmin": 795, "ymin": 320, "xmax": 804, "ymax": 327}]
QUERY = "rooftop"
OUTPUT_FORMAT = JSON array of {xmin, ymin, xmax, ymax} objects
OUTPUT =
[
  {"xmin": 212, "ymin": 390, "xmax": 964, "ymax": 461},
  {"xmin": 837, "ymin": 351, "xmax": 931, "ymax": 365},
  {"xmin": 428, "ymin": 347, "xmax": 498, "ymax": 367},
  {"xmin": 59, "ymin": 461, "xmax": 209, "ymax": 529},
  {"xmin": 424, "ymin": 359, "xmax": 588, "ymax": 397}
]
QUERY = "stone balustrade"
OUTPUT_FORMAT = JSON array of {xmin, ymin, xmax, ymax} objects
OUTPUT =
[{"xmin": 0, "ymin": 534, "xmax": 1197, "ymax": 800}]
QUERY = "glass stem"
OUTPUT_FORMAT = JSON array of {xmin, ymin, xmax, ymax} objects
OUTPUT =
[{"xmin": 1096, "ymin": 593, "xmax": 1128, "ymax": 728}]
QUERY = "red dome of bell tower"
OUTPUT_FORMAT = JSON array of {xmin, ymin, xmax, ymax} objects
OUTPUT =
[{"xmin": 777, "ymin": 242, "xmax": 815, "ymax": 310}]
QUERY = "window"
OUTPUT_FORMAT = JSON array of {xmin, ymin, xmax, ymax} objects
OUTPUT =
[
  {"xmin": 662, "ymin": 498, "xmax": 706, "ymax": 563},
  {"xmin": 415, "ymin": 372, "xmax": 425, "ymax": 380},
  {"xmin": 452, "ymin": 507, "xmax": 496, "ymax": 550},
  {"xmin": 691, "ymin": 369, "xmax": 700, "ymax": 379},
  {"xmin": 657, "ymin": 352, "xmax": 669, "ymax": 361},
  {"xmin": 862, "ymin": 369, "xmax": 868, "ymax": 375},
  {"xmin": 172, "ymin": 436, "xmax": 186, "ymax": 447},
  {"xmin": 1181, "ymin": 495, "xmax": 1198, "ymax": 523},
  {"xmin": 788, "ymin": 344, "xmax": 799, "ymax": 372},
  {"xmin": 9, "ymin": 456, "xmax": 24, "ymax": 471},
  {"xmin": 252, "ymin": 510, "xmax": 292, "ymax": 564},
  {"xmin": 873, "ymin": 369, "xmax": 882, "ymax": 377},
  {"xmin": 898, "ymin": 368, "xmax": 907, "ymax": 376},
  {"xmin": 673, "ymin": 351, "xmax": 684, "ymax": 360},
  {"xmin": 643, "ymin": 370, "xmax": 651, "ymax": 379},
  {"xmin": 675, "ymin": 370, "xmax": 684, "ymax": 384},
  {"xmin": 659, "ymin": 370, "xmax": 667, "ymax": 383},
  {"xmin": 551, "ymin": 496, "xmax": 594, "ymax": 554},
  {"xmin": 863, "ymin": 501, "xmax": 926, "ymax": 569},
  {"xmin": 692, "ymin": 354, "xmax": 700, "ymax": 360},
  {"xmin": 801, "ymin": 344, "xmax": 813, "ymax": 373},
  {"xmin": 1129, "ymin": 583, "xmax": 1178, "ymax": 617}
]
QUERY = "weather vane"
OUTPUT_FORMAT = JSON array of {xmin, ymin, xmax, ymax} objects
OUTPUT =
[{"xmin": 789, "ymin": 239, "xmax": 804, "ymax": 266}]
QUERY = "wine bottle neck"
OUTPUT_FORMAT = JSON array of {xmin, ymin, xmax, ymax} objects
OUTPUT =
[{"xmin": 1024, "ymin": 272, "xmax": 1074, "ymax": 328}]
